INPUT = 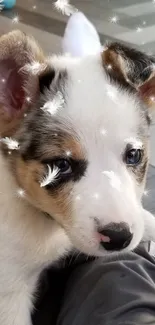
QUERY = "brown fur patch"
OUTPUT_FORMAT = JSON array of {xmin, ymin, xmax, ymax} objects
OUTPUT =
[{"xmin": 14, "ymin": 157, "xmax": 73, "ymax": 224}]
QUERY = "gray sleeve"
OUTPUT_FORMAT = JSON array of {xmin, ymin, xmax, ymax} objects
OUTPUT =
[{"xmin": 57, "ymin": 245, "xmax": 155, "ymax": 325}]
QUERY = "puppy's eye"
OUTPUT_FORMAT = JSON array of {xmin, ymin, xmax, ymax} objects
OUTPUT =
[
  {"xmin": 125, "ymin": 148, "xmax": 142, "ymax": 166},
  {"xmin": 54, "ymin": 159, "xmax": 72, "ymax": 174}
]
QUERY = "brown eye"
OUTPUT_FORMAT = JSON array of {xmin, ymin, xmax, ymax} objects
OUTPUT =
[
  {"xmin": 54, "ymin": 159, "xmax": 72, "ymax": 174},
  {"xmin": 125, "ymin": 149, "xmax": 142, "ymax": 166}
]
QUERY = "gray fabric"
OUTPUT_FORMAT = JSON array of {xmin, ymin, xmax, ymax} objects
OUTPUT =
[{"xmin": 57, "ymin": 245, "xmax": 155, "ymax": 325}]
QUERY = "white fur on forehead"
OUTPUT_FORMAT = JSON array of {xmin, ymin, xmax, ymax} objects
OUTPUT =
[
  {"xmin": 46, "ymin": 54, "xmax": 146, "ymax": 145},
  {"xmin": 62, "ymin": 12, "xmax": 102, "ymax": 57}
]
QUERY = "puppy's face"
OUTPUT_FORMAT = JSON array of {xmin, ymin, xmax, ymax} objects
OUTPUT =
[{"xmin": 0, "ymin": 31, "xmax": 154, "ymax": 256}]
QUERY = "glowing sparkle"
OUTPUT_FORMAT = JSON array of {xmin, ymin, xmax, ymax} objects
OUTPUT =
[
  {"xmin": 33, "ymin": 5, "xmax": 37, "ymax": 9},
  {"xmin": 54, "ymin": 0, "xmax": 78, "ymax": 16},
  {"xmin": 110, "ymin": 16, "xmax": 119, "ymax": 24},
  {"xmin": 107, "ymin": 64, "xmax": 112, "ymax": 71},
  {"xmin": 1, "ymin": 78, "xmax": 6, "ymax": 83},
  {"xmin": 106, "ymin": 84, "xmax": 118, "ymax": 100},
  {"xmin": 150, "ymin": 96, "xmax": 155, "ymax": 102},
  {"xmin": 12, "ymin": 16, "xmax": 19, "ymax": 24},
  {"xmin": 41, "ymin": 91, "xmax": 64, "ymax": 115},
  {"xmin": 8, "ymin": 151, "xmax": 12, "ymax": 155},
  {"xmin": 24, "ymin": 113, "xmax": 27, "ymax": 117},
  {"xmin": 143, "ymin": 189, "xmax": 149, "ymax": 196},
  {"xmin": 136, "ymin": 27, "xmax": 142, "ymax": 32},
  {"xmin": 40, "ymin": 165, "xmax": 59, "ymax": 187},
  {"xmin": 26, "ymin": 96, "xmax": 31, "ymax": 103},
  {"xmin": 75, "ymin": 195, "xmax": 81, "ymax": 201},
  {"xmin": 102, "ymin": 170, "xmax": 121, "ymax": 191},
  {"xmin": 0, "ymin": 137, "xmax": 19, "ymax": 150},
  {"xmin": 66, "ymin": 150, "xmax": 72, "ymax": 157},
  {"xmin": 100, "ymin": 128, "xmax": 107, "ymax": 136},
  {"xmin": 92, "ymin": 193, "xmax": 100, "ymax": 199},
  {"xmin": 17, "ymin": 188, "xmax": 25, "ymax": 198},
  {"xmin": 143, "ymin": 21, "xmax": 146, "ymax": 25}
]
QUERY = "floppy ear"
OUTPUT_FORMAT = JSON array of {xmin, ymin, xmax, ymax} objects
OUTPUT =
[
  {"xmin": 62, "ymin": 12, "xmax": 102, "ymax": 57},
  {"xmin": 102, "ymin": 42, "xmax": 155, "ymax": 107},
  {"xmin": 0, "ymin": 30, "xmax": 45, "ymax": 136}
]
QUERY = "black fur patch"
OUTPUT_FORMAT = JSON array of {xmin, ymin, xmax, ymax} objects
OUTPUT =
[
  {"xmin": 39, "ymin": 69, "xmax": 55, "ymax": 94},
  {"xmin": 42, "ymin": 158, "xmax": 87, "ymax": 190}
]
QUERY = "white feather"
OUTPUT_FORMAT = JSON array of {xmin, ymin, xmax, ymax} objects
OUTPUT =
[
  {"xmin": 41, "ymin": 91, "xmax": 64, "ymax": 115},
  {"xmin": 54, "ymin": 0, "xmax": 77, "ymax": 16},
  {"xmin": 40, "ymin": 165, "xmax": 59, "ymax": 188},
  {"xmin": 0, "ymin": 137, "xmax": 20, "ymax": 150}
]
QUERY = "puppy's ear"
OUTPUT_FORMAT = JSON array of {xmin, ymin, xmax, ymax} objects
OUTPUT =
[
  {"xmin": 102, "ymin": 43, "xmax": 155, "ymax": 107},
  {"xmin": 62, "ymin": 12, "xmax": 102, "ymax": 57},
  {"xmin": 0, "ymin": 30, "xmax": 45, "ymax": 136}
]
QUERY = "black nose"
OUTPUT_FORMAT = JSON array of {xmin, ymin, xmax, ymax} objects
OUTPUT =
[{"xmin": 100, "ymin": 222, "xmax": 133, "ymax": 251}]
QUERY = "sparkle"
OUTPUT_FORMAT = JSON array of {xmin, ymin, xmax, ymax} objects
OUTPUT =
[
  {"xmin": 17, "ymin": 188, "xmax": 25, "ymax": 198},
  {"xmin": 26, "ymin": 96, "xmax": 31, "ymax": 103},
  {"xmin": 66, "ymin": 150, "xmax": 72, "ymax": 157},
  {"xmin": 102, "ymin": 170, "xmax": 122, "ymax": 191},
  {"xmin": 106, "ymin": 84, "xmax": 118, "ymax": 100},
  {"xmin": 110, "ymin": 16, "xmax": 119, "ymax": 24},
  {"xmin": 100, "ymin": 128, "xmax": 107, "ymax": 136},
  {"xmin": 75, "ymin": 195, "xmax": 81, "ymax": 201},
  {"xmin": 143, "ymin": 189, "xmax": 149, "ymax": 196},
  {"xmin": 12, "ymin": 16, "xmax": 20, "ymax": 24},
  {"xmin": 124, "ymin": 137, "xmax": 143, "ymax": 149},
  {"xmin": 32, "ymin": 5, "xmax": 37, "ymax": 9},
  {"xmin": 54, "ymin": 0, "xmax": 78, "ymax": 16},
  {"xmin": 41, "ymin": 91, "xmax": 64, "ymax": 115},
  {"xmin": 142, "ymin": 21, "xmax": 146, "ymax": 25},
  {"xmin": 8, "ymin": 151, "xmax": 12, "ymax": 155},
  {"xmin": 92, "ymin": 192, "xmax": 100, "ymax": 199},
  {"xmin": 107, "ymin": 64, "xmax": 112, "ymax": 70},
  {"xmin": 24, "ymin": 113, "xmax": 27, "ymax": 117},
  {"xmin": 136, "ymin": 27, "xmax": 142, "ymax": 32},
  {"xmin": 0, "ymin": 137, "xmax": 20, "ymax": 150},
  {"xmin": 150, "ymin": 96, "xmax": 155, "ymax": 102},
  {"xmin": 1, "ymin": 78, "xmax": 6, "ymax": 83}
]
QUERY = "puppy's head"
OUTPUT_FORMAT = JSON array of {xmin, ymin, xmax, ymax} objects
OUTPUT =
[{"xmin": 0, "ymin": 24, "xmax": 155, "ymax": 256}]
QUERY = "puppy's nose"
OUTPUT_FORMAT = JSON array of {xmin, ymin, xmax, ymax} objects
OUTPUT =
[{"xmin": 100, "ymin": 222, "xmax": 133, "ymax": 251}]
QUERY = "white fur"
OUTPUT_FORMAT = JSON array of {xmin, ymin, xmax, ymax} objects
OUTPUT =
[{"xmin": 0, "ymin": 154, "xmax": 72, "ymax": 325}]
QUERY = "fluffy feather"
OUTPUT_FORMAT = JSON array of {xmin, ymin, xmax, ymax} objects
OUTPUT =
[
  {"xmin": 53, "ymin": 0, "xmax": 77, "ymax": 16},
  {"xmin": 41, "ymin": 91, "xmax": 64, "ymax": 115},
  {"xmin": 0, "ymin": 137, "xmax": 20, "ymax": 150},
  {"xmin": 40, "ymin": 165, "xmax": 59, "ymax": 187}
]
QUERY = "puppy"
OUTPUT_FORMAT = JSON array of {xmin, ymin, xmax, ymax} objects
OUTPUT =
[{"xmin": 0, "ymin": 13, "xmax": 155, "ymax": 325}]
